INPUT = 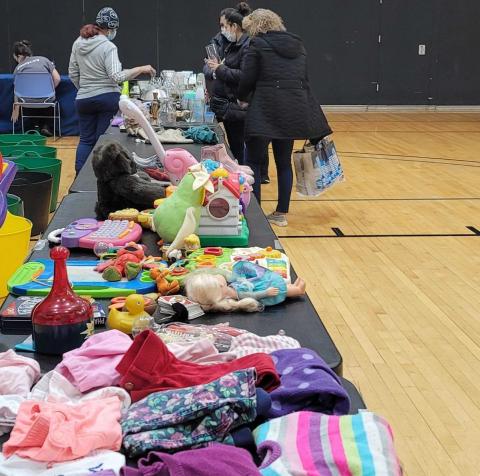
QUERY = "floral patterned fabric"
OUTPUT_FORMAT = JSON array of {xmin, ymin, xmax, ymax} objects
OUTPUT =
[{"xmin": 121, "ymin": 369, "xmax": 257, "ymax": 457}]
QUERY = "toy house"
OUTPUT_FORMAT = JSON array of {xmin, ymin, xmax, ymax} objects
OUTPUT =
[{"xmin": 198, "ymin": 177, "xmax": 242, "ymax": 236}]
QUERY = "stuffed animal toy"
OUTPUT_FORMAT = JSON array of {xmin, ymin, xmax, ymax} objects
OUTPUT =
[
  {"xmin": 95, "ymin": 242, "xmax": 146, "ymax": 282},
  {"xmin": 150, "ymin": 268, "xmax": 180, "ymax": 296},
  {"xmin": 152, "ymin": 163, "xmax": 214, "ymax": 255},
  {"xmin": 92, "ymin": 141, "xmax": 167, "ymax": 220}
]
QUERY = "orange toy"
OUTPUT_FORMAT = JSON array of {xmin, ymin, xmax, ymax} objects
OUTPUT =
[{"xmin": 150, "ymin": 268, "xmax": 180, "ymax": 295}]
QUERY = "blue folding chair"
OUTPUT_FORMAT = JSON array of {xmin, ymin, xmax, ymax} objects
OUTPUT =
[{"xmin": 13, "ymin": 72, "xmax": 61, "ymax": 140}]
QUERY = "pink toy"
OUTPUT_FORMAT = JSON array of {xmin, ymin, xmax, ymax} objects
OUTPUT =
[
  {"xmin": 119, "ymin": 98, "xmax": 197, "ymax": 185},
  {"xmin": 49, "ymin": 218, "xmax": 143, "ymax": 249},
  {"xmin": 201, "ymin": 144, "xmax": 254, "ymax": 185}
]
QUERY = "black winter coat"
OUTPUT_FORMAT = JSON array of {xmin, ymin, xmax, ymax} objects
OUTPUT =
[
  {"xmin": 203, "ymin": 32, "xmax": 231, "ymax": 89},
  {"xmin": 238, "ymin": 31, "xmax": 332, "ymax": 140},
  {"xmin": 211, "ymin": 33, "xmax": 250, "ymax": 122}
]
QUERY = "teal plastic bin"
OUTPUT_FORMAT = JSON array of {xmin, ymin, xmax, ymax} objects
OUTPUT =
[{"xmin": 0, "ymin": 130, "xmax": 47, "ymax": 146}]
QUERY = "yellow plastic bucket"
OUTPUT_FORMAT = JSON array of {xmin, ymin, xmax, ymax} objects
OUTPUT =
[{"xmin": 0, "ymin": 212, "xmax": 32, "ymax": 297}]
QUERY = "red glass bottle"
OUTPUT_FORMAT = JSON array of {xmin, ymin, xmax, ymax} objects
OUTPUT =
[{"xmin": 32, "ymin": 246, "xmax": 93, "ymax": 355}]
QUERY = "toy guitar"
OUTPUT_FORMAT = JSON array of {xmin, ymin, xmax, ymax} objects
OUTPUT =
[
  {"xmin": 119, "ymin": 97, "xmax": 198, "ymax": 185},
  {"xmin": 48, "ymin": 218, "xmax": 143, "ymax": 249}
]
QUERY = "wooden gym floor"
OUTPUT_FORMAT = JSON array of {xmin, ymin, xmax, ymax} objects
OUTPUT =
[{"xmin": 48, "ymin": 112, "xmax": 480, "ymax": 475}]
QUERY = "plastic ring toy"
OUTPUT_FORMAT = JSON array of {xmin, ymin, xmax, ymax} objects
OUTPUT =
[
  {"xmin": 171, "ymin": 267, "xmax": 188, "ymax": 276},
  {"xmin": 197, "ymin": 261, "xmax": 215, "ymax": 268}
]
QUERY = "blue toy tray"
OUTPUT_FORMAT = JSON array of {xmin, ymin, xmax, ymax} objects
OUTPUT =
[{"xmin": 8, "ymin": 259, "xmax": 156, "ymax": 297}]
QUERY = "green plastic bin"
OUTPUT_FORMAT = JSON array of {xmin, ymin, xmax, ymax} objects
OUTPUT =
[
  {"xmin": 0, "ymin": 141, "xmax": 57, "ymax": 158},
  {"xmin": 6, "ymin": 194, "xmax": 24, "ymax": 216},
  {"xmin": 0, "ymin": 130, "xmax": 47, "ymax": 146},
  {"xmin": 10, "ymin": 154, "xmax": 61, "ymax": 212}
]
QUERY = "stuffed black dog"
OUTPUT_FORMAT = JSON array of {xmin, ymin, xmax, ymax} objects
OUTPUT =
[{"xmin": 92, "ymin": 141, "xmax": 167, "ymax": 220}]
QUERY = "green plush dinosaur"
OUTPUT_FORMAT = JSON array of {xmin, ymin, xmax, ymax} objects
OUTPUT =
[{"xmin": 152, "ymin": 163, "xmax": 213, "ymax": 254}]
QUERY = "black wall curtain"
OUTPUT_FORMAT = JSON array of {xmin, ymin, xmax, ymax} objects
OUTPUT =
[{"xmin": 2, "ymin": 0, "xmax": 479, "ymax": 105}]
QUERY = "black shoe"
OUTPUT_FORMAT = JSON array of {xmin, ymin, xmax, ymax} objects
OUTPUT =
[
  {"xmin": 261, "ymin": 176, "xmax": 270, "ymax": 184},
  {"xmin": 40, "ymin": 127, "xmax": 53, "ymax": 138}
]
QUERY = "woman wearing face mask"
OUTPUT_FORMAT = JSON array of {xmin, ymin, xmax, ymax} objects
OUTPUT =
[
  {"xmin": 69, "ymin": 7, "xmax": 156, "ymax": 173},
  {"xmin": 203, "ymin": 8, "xmax": 232, "ymax": 97},
  {"xmin": 206, "ymin": 2, "xmax": 251, "ymax": 165}
]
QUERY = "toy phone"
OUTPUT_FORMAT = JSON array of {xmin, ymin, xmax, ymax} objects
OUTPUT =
[
  {"xmin": 8, "ymin": 260, "xmax": 156, "ymax": 298},
  {"xmin": 49, "ymin": 218, "xmax": 143, "ymax": 249}
]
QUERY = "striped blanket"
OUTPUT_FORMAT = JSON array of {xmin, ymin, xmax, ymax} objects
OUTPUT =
[{"xmin": 253, "ymin": 411, "xmax": 402, "ymax": 475}]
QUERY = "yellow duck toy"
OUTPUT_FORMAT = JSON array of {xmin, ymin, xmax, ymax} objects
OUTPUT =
[{"xmin": 107, "ymin": 294, "xmax": 150, "ymax": 335}]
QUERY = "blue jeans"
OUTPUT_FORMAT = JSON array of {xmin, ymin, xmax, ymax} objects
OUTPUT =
[
  {"xmin": 246, "ymin": 137, "xmax": 294, "ymax": 213},
  {"xmin": 75, "ymin": 92, "xmax": 120, "ymax": 172}
]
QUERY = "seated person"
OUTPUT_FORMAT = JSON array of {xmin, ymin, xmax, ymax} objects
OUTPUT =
[{"xmin": 11, "ymin": 40, "xmax": 61, "ymax": 137}]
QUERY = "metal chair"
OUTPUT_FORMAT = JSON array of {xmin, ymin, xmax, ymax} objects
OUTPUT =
[{"xmin": 13, "ymin": 72, "xmax": 61, "ymax": 140}]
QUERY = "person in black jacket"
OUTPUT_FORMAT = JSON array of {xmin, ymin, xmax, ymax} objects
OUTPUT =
[
  {"xmin": 203, "ymin": 10, "xmax": 231, "ymax": 97},
  {"xmin": 238, "ymin": 9, "xmax": 332, "ymax": 227},
  {"xmin": 206, "ymin": 2, "xmax": 251, "ymax": 165}
]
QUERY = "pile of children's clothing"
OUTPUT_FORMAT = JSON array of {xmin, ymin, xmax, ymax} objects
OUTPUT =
[{"xmin": 0, "ymin": 328, "xmax": 402, "ymax": 475}]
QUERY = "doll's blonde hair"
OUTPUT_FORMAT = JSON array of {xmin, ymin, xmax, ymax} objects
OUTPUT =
[{"xmin": 184, "ymin": 272, "xmax": 261, "ymax": 313}]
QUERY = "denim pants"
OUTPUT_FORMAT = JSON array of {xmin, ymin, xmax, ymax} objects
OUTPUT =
[
  {"xmin": 75, "ymin": 92, "xmax": 120, "ymax": 173},
  {"xmin": 121, "ymin": 369, "xmax": 257, "ymax": 457},
  {"xmin": 246, "ymin": 137, "xmax": 294, "ymax": 213}
]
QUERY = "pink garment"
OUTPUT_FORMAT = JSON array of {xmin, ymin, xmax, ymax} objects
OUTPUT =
[
  {"xmin": 55, "ymin": 331, "xmax": 132, "ymax": 392},
  {"xmin": 3, "ymin": 397, "xmax": 122, "ymax": 463},
  {"xmin": 30, "ymin": 370, "xmax": 131, "ymax": 410},
  {"xmin": 229, "ymin": 332, "xmax": 301, "ymax": 358},
  {"xmin": 0, "ymin": 350, "xmax": 40, "ymax": 396},
  {"xmin": 167, "ymin": 338, "xmax": 235, "ymax": 365}
]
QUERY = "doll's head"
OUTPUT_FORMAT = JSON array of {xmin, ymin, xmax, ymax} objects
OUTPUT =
[{"xmin": 184, "ymin": 270, "xmax": 261, "ymax": 313}]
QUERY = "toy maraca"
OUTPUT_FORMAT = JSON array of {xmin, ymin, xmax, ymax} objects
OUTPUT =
[{"xmin": 31, "ymin": 246, "xmax": 93, "ymax": 355}]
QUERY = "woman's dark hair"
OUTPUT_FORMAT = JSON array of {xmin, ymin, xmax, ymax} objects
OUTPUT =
[
  {"xmin": 80, "ymin": 24, "xmax": 102, "ymax": 39},
  {"xmin": 13, "ymin": 40, "xmax": 33, "ymax": 57},
  {"xmin": 222, "ymin": 2, "xmax": 251, "ymax": 27}
]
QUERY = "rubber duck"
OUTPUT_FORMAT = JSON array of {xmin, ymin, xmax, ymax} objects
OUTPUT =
[{"xmin": 107, "ymin": 293, "xmax": 150, "ymax": 334}]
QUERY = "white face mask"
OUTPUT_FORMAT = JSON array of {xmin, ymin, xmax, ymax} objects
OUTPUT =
[
  {"xmin": 107, "ymin": 29, "xmax": 117, "ymax": 41},
  {"xmin": 223, "ymin": 27, "xmax": 236, "ymax": 42}
]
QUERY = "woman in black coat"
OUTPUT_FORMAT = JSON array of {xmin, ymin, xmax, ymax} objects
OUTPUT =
[
  {"xmin": 238, "ymin": 9, "xmax": 332, "ymax": 227},
  {"xmin": 206, "ymin": 2, "xmax": 251, "ymax": 165}
]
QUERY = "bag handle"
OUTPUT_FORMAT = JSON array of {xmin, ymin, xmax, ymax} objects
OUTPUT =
[
  {"xmin": 15, "ymin": 140, "xmax": 37, "ymax": 145},
  {"xmin": 25, "ymin": 130, "xmax": 42, "ymax": 136},
  {"xmin": 16, "ymin": 151, "xmax": 43, "ymax": 158}
]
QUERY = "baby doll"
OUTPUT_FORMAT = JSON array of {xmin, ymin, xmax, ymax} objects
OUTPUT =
[
  {"xmin": 92, "ymin": 141, "xmax": 167, "ymax": 220},
  {"xmin": 184, "ymin": 260, "xmax": 306, "ymax": 313}
]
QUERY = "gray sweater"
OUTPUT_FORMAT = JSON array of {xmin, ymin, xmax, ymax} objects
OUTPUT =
[{"xmin": 68, "ymin": 35, "xmax": 131, "ymax": 99}]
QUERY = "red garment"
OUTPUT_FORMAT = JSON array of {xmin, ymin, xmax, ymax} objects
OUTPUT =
[{"xmin": 116, "ymin": 330, "xmax": 280, "ymax": 402}]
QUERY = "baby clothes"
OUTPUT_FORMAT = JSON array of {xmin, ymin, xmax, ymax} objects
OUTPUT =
[
  {"xmin": 120, "ymin": 444, "xmax": 260, "ymax": 476},
  {"xmin": 167, "ymin": 337, "xmax": 236, "ymax": 365},
  {"xmin": 0, "ymin": 450, "xmax": 125, "ymax": 476},
  {"xmin": 3, "ymin": 397, "xmax": 122, "ymax": 462},
  {"xmin": 254, "ymin": 411, "xmax": 402, "ymax": 476},
  {"xmin": 0, "ymin": 350, "xmax": 40, "ymax": 396},
  {"xmin": 229, "ymin": 332, "xmax": 301, "ymax": 358},
  {"xmin": 56, "ymin": 330, "xmax": 132, "ymax": 392},
  {"xmin": 268, "ymin": 348, "xmax": 350, "ymax": 418},
  {"xmin": 0, "ymin": 350, "xmax": 41, "ymax": 435},
  {"xmin": 230, "ymin": 261, "xmax": 287, "ymax": 307},
  {"xmin": 121, "ymin": 369, "xmax": 257, "ymax": 457},
  {"xmin": 30, "ymin": 370, "xmax": 131, "ymax": 410},
  {"xmin": 116, "ymin": 330, "xmax": 280, "ymax": 402}
]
